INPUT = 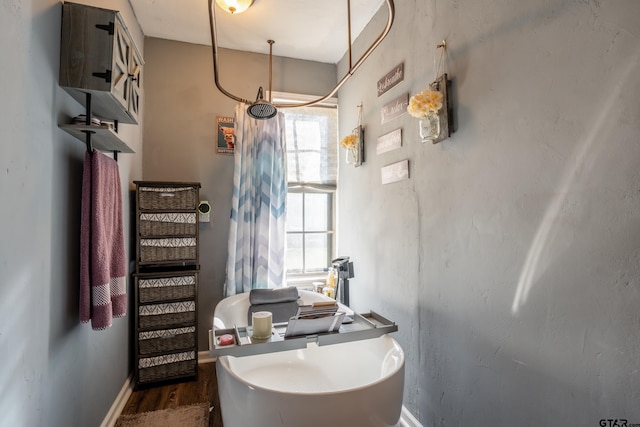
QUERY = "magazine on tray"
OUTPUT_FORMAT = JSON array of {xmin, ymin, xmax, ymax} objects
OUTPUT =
[{"xmin": 284, "ymin": 301, "xmax": 344, "ymax": 337}]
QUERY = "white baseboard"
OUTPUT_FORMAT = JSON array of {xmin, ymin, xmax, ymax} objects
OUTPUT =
[
  {"xmin": 399, "ymin": 405, "xmax": 423, "ymax": 427},
  {"xmin": 100, "ymin": 373, "xmax": 134, "ymax": 427}
]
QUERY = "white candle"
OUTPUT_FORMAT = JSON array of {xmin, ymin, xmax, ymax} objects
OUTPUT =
[{"xmin": 252, "ymin": 311, "xmax": 272, "ymax": 339}]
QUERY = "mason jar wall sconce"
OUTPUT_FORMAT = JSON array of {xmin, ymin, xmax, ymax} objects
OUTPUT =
[{"xmin": 407, "ymin": 40, "xmax": 452, "ymax": 144}]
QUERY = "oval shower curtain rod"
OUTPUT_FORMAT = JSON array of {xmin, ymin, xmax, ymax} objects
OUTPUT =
[{"xmin": 207, "ymin": 0, "xmax": 395, "ymax": 110}]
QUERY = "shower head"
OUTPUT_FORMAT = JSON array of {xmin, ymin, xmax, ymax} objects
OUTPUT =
[
  {"xmin": 247, "ymin": 87, "xmax": 277, "ymax": 120},
  {"xmin": 247, "ymin": 101, "xmax": 277, "ymax": 119},
  {"xmin": 247, "ymin": 40, "xmax": 278, "ymax": 120}
]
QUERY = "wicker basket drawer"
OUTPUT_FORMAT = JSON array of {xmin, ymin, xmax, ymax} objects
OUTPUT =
[
  {"xmin": 139, "ymin": 212, "xmax": 197, "ymax": 237},
  {"xmin": 138, "ymin": 326, "xmax": 196, "ymax": 355},
  {"xmin": 138, "ymin": 185, "xmax": 198, "ymax": 210},
  {"xmin": 139, "ymin": 301, "xmax": 196, "ymax": 329},
  {"xmin": 139, "ymin": 237, "xmax": 197, "ymax": 263},
  {"xmin": 138, "ymin": 273, "xmax": 197, "ymax": 303},
  {"xmin": 138, "ymin": 351, "xmax": 196, "ymax": 383}
]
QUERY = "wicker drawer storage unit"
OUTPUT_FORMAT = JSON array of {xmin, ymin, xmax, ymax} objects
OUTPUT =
[{"xmin": 134, "ymin": 182, "xmax": 200, "ymax": 386}]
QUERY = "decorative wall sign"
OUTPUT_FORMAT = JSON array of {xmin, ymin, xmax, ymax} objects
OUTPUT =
[
  {"xmin": 216, "ymin": 116, "xmax": 235, "ymax": 155},
  {"xmin": 377, "ymin": 62, "xmax": 404, "ymax": 97},
  {"xmin": 377, "ymin": 128, "xmax": 402, "ymax": 155},
  {"xmin": 381, "ymin": 93, "xmax": 408, "ymax": 124},
  {"xmin": 381, "ymin": 159, "xmax": 409, "ymax": 185}
]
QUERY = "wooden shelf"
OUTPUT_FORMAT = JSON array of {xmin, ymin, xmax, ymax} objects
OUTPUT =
[{"xmin": 59, "ymin": 124, "xmax": 135, "ymax": 153}]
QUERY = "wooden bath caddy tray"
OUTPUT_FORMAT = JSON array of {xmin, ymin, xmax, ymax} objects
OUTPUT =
[{"xmin": 210, "ymin": 311, "xmax": 397, "ymax": 358}]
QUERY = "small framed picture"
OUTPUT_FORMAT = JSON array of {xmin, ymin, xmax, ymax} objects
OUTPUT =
[{"xmin": 217, "ymin": 116, "xmax": 235, "ymax": 155}]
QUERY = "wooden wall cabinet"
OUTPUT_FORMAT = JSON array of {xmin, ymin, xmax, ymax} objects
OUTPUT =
[
  {"xmin": 134, "ymin": 182, "xmax": 201, "ymax": 386},
  {"xmin": 59, "ymin": 2, "xmax": 143, "ymax": 154},
  {"xmin": 60, "ymin": 2, "xmax": 143, "ymax": 124}
]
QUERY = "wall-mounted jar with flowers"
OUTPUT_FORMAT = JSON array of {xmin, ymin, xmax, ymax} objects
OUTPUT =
[
  {"xmin": 407, "ymin": 41, "xmax": 451, "ymax": 144},
  {"xmin": 407, "ymin": 85, "xmax": 443, "ymax": 143},
  {"xmin": 340, "ymin": 129, "xmax": 361, "ymax": 165},
  {"xmin": 340, "ymin": 104, "xmax": 364, "ymax": 166}
]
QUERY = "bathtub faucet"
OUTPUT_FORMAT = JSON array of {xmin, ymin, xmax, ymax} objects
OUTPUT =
[{"xmin": 332, "ymin": 256, "xmax": 354, "ymax": 306}]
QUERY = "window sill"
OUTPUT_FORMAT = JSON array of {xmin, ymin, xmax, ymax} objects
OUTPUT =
[{"xmin": 286, "ymin": 274, "xmax": 327, "ymax": 290}]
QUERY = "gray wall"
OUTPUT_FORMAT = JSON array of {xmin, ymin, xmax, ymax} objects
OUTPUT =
[
  {"xmin": 337, "ymin": 1, "xmax": 640, "ymax": 425},
  {"xmin": 0, "ymin": 1, "xmax": 144, "ymax": 426},
  {"xmin": 141, "ymin": 38, "xmax": 337, "ymax": 349}
]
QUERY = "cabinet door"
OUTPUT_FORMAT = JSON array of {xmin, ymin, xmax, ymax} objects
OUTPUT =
[
  {"xmin": 111, "ymin": 18, "xmax": 132, "ymax": 113},
  {"xmin": 59, "ymin": 3, "xmax": 114, "ymax": 94},
  {"xmin": 128, "ymin": 50, "xmax": 143, "ymax": 123}
]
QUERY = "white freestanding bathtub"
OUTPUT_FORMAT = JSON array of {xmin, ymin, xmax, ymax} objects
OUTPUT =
[{"xmin": 212, "ymin": 290, "xmax": 405, "ymax": 427}]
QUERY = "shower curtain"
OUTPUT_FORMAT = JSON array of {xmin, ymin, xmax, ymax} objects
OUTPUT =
[{"xmin": 224, "ymin": 103, "xmax": 287, "ymax": 297}]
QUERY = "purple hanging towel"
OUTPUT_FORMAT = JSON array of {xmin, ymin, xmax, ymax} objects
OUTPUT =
[{"xmin": 79, "ymin": 150, "xmax": 127, "ymax": 330}]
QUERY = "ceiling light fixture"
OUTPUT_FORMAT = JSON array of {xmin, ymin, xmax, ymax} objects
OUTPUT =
[
  {"xmin": 214, "ymin": 0, "xmax": 253, "ymax": 14},
  {"xmin": 208, "ymin": 0, "xmax": 395, "ymax": 116}
]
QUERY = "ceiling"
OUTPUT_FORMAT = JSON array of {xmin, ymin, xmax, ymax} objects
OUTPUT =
[{"xmin": 130, "ymin": 0, "xmax": 385, "ymax": 64}]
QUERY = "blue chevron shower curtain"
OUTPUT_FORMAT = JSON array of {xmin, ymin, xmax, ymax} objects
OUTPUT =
[{"xmin": 224, "ymin": 103, "xmax": 287, "ymax": 297}]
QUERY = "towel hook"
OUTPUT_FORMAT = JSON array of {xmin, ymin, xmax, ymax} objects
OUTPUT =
[{"xmin": 82, "ymin": 132, "xmax": 94, "ymax": 154}]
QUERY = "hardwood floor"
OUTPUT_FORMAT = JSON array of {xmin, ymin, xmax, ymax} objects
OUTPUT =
[{"xmin": 120, "ymin": 361, "xmax": 224, "ymax": 427}]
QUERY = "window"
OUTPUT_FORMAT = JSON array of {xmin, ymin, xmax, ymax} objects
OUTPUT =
[
  {"xmin": 279, "ymin": 97, "xmax": 338, "ymax": 280},
  {"xmin": 286, "ymin": 189, "xmax": 334, "ymax": 274}
]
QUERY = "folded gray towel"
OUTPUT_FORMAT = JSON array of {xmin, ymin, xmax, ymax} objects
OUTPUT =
[{"xmin": 249, "ymin": 286, "xmax": 299, "ymax": 305}]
